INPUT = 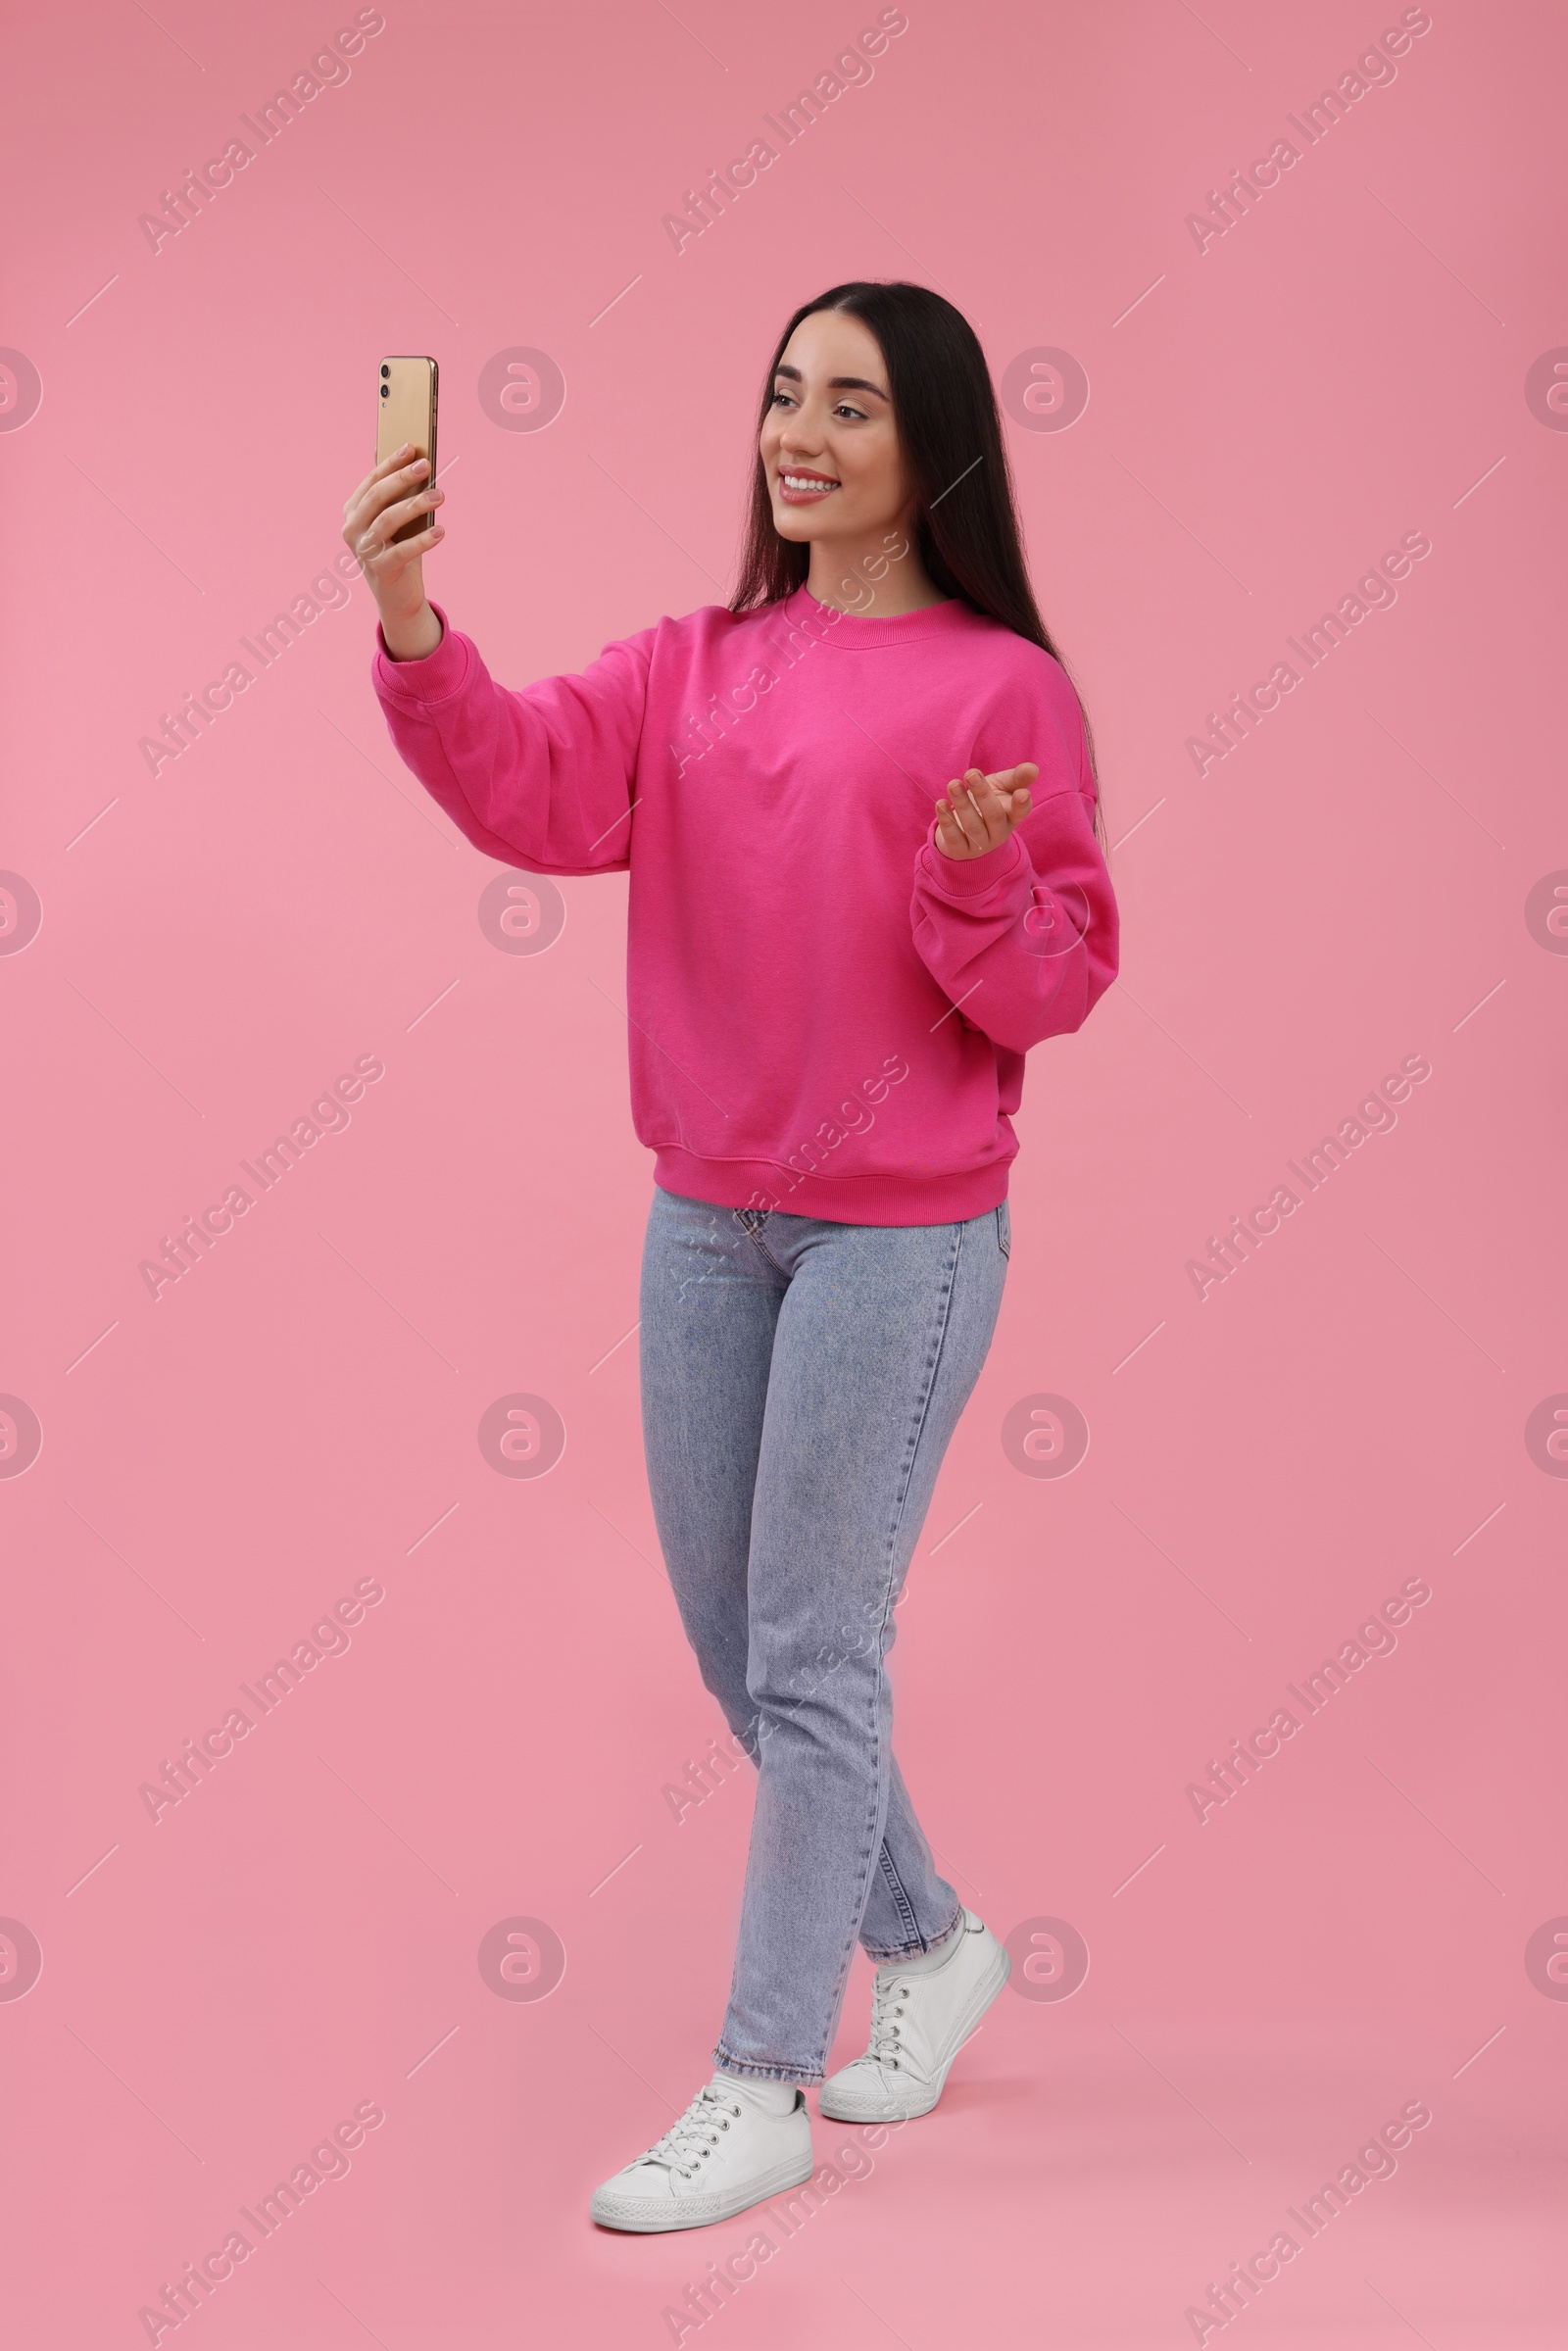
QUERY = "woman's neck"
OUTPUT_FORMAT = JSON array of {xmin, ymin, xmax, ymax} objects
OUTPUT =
[{"xmin": 805, "ymin": 527, "xmax": 950, "ymax": 617}]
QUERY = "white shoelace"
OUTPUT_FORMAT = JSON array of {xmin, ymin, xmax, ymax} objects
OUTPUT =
[
  {"xmin": 867, "ymin": 1972, "xmax": 912, "ymax": 2069},
  {"xmin": 641, "ymin": 2083, "xmax": 744, "ymax": 2180}
]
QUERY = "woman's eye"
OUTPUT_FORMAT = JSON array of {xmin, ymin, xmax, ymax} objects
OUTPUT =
[{"xmin": 768, "ymin": 390, "xmax": 865, "ymax": 418}]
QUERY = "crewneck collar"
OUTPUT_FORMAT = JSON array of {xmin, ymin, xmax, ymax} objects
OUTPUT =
[{"xmin": 784, "ymin": 582, "xmax": 984, "ymax": 650}]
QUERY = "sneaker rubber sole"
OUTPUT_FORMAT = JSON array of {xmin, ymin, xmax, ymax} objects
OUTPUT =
[
  {"xmin": 816, "ymin": 1936, "xmax": 1011, "ymax": 2122},
  {"xmin": 589, "ymin": 2144, "xmax": 816, "ymax": 2233}
]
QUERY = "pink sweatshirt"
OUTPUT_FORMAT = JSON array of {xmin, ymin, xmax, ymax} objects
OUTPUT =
[{"xmin": 372, "ymin": 583, "xmax": 1118, "ymax": 1225}]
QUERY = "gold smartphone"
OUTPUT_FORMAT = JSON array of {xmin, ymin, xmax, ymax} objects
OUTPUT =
[{"xmin": 375, "ymin": 355, "xmax": 439, "ymax": 543}]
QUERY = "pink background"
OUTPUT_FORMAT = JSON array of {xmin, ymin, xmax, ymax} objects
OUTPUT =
[{"xmin": 3, "ymin": 1, "xmax": 1564, "ymax": 2342}]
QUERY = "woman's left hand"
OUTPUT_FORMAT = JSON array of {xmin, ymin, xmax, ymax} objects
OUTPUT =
[{"xmin": 933, "ymin": 762, "xmax": 1038, "ymax": 859}]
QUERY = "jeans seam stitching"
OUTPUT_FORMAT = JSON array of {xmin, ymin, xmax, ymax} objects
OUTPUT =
[
  {"xmin": 729, "ymin": 1205, "xmax": 790, "ymax": 1277},
  {"xmin": 864, "ymin": 1901, "xmax": 964, "ymax": 1961},
  {"xmin": 876, "ymin": 1844, "xmax": 920, "ymax": 1950},
  {"xmin": 883, "ymin": 1221, "xmax": 963, "ymax": 1565}
]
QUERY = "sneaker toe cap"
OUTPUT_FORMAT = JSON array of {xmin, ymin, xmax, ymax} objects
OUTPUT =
[
  {"xmin": 592, "ymin": 2158, "xmax": 678, "ymax": 2211},
  {"xmin": 817, "ymin": 2060, "xmax": 906, "ymax": 2118}
]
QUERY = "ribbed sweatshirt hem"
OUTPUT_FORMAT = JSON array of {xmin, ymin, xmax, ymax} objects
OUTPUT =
[{"xmin": 652, "ymin": 1145, "xmax": 1011, "ymax": 1229}]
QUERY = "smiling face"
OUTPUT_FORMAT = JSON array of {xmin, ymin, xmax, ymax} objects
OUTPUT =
[{"xmin": 760, "ymin": 308, "xmax": 914, "ymax": 552}]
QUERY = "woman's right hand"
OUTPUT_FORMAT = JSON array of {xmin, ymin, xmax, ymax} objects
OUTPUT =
[{"xmin": 342, "ymin": 442, "xmax": 445, "ymax": 661}]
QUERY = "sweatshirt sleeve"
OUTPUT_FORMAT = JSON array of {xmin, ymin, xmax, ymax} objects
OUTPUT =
[
  {"xmin": 909, "ymin": 653, "xmax": 1118, "ymax": 1053},
  {"xmin": 369, "ymin": 602, "xmax": 655, "ymax": 875}
]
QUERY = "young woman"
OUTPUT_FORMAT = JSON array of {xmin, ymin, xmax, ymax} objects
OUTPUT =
[{"xmin": 344, "ymin": 280, "xmax": 1117, "ymax": 2233}]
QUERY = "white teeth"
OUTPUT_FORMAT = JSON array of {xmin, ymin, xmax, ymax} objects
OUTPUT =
[{"xmin": 782, "ymin": 474, "xmax": 837, "ymax": 490}]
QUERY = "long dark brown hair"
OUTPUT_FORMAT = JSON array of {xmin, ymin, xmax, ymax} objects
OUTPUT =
[{"xmin": 729, "ymin": 279, "xmax": 1103, "ymax": 839}]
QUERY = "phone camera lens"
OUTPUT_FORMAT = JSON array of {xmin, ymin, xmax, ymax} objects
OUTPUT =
[
  {"xmin": 380, "ymin": 383, "xmax": 389, "ymax": 398},
  {"xmin": 380, "ymin": 365, "xmax": 390, "ymax": 378}
]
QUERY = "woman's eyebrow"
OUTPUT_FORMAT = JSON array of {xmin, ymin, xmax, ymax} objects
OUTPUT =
[{"xmin": 773, "ymin": 363, "xmax": 890, "ymax": 400}]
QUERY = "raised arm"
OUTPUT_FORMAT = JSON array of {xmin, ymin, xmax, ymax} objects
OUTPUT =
[{"xmin": 343, "ymin": 441, "xmax": 649, "ymax": 875}]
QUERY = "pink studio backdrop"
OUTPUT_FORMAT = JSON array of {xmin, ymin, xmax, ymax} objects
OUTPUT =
[{"xmin": 3, "ymin": 2, "xmax": 1563, "ymax": 2343}]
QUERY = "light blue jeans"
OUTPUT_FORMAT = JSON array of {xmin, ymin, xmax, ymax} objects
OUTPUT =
[{"xmin": 638, "ymin": 1184, "xmax": 1010, "ymax": 2083}]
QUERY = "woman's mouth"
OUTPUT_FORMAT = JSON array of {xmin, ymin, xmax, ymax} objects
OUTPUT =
[{"xmin": 777, "ymin": 470, "xmax": 840, "ymax": 505}]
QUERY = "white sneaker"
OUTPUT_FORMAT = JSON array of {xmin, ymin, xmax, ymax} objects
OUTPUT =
[
  {"xmin": 589, "ymin": 2077, "xmax": 814, "ymax": 2232},
  {"xmin": 817, "ymin": 1910, "xmax": 1010, "ymax": 2122}
]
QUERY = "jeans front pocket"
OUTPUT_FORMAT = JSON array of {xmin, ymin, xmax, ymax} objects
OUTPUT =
[{"xmin": 995, "ymin": 1200, "xmax": 1011, "ymax": 1257}]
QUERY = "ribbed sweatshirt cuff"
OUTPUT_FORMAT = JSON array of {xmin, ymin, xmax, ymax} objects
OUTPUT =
[
  {"xmin": 917, "ymin": 823, "xmax": 1026, "ymax": 896},
  {"xmin": 373, "ymin": 602, "xmax": 469, "ymax": 705}
]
